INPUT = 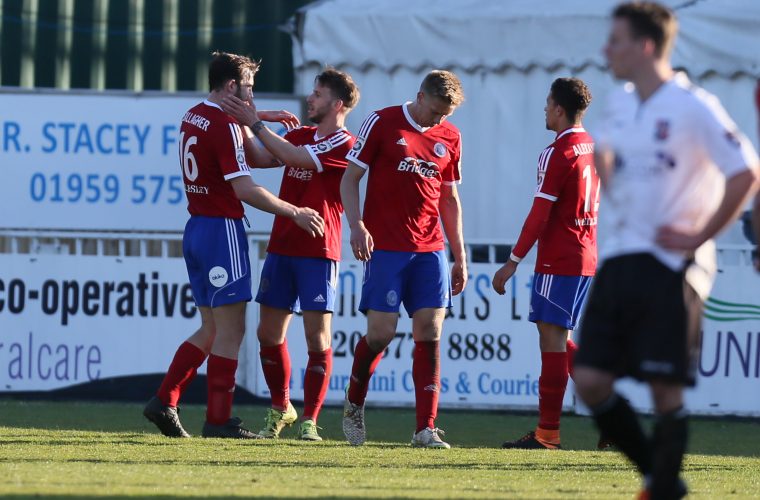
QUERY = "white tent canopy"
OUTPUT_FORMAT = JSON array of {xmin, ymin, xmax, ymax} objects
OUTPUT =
[{"xmin": 288, "ymin": 0, "xmax": 760, "ymax": 244}]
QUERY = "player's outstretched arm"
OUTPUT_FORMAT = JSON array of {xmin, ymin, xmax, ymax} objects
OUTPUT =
[
  {"xmin": 224, "ymin": 95, "xmax": 318, "ymax": 170},
  {"xmin": 341, "ymin": 162, "xmax": 373, "ymax": 261},
  {"xmin": 657, "ymin": 168, "xmax": 758, "ymax": 251},
  {"xmin": 230, "ymin": 175, "xmax": 325, "ymax": 237},
  {"xmin": 439, "ymin": 183, "xmax": 467, "ymax": 295}
]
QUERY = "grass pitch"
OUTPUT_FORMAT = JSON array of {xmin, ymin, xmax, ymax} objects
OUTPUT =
[{"xmin": 1, "ymin": 400, "xmax": 759, "ymax": 498}]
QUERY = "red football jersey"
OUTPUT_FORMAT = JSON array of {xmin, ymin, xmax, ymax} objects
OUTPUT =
[
  {"xmin": 179, "ymin": 101, "xmax": 250, "ymax": 219},
  {"xmin": 534, "ymin": 127, "xmax": 598, "ymax": 276},
  {"xmin": 348, "ymin": 104, "xmax": 462, "ymax": 252},
  {"xmin": 267, "ymin": 126, "xmax": 354, "ymax": 261}
]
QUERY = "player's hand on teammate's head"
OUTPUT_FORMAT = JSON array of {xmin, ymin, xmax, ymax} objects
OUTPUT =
[
  {"xmin": 293, "ymin": 207, "xmax": 325, "ymax": 238},
  {"xmin": 221, "ymin": 95, "xmax": 259, "ymax": 128},
  {"xmin": 257, "ymin": 110, "xmax": 300, "ymax": 130}
]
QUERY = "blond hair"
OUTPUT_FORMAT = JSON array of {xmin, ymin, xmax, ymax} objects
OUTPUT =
[{"xmin": 420, "ymin": 70, "xmax": 465, "ymax": 106}]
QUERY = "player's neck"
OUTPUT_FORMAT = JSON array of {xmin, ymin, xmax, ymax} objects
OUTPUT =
[
  {"xmin": 206, "ymin": 91, "xmax": 224, "ymax": 106},
  {"xmin": 315, "ymin": 115, "xmax": 344, "ymax": 138},
  {"xmin": 632, "ymin": 61, "xmax": 674, "ymax": 102}
]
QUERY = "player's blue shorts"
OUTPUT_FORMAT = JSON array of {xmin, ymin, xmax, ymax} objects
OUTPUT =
[
  {"xmin": 359, "ymin": 250, "xmax": 451, "ymax": 317},
  {"xmin": 183, "ymin": 215, "xmax": 252, "ymax": 308},
  {"xmin": 528, "ymin": 273, "xmax": 592, "ymax": 330},
  {"xmin": 255, "ymin": 253, "xmax": 338, "ymax": 312}
]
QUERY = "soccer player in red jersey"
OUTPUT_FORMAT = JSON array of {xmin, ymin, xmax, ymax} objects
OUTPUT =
[
  {"xmin": 341, "ymin": 70, "xmax": 467, "ymax": 448},
  {"xmin": 493, "ymin": 78, "xmax": 598, "ymax": 450},
  {"xmin": 221, "ymin": 68, "xmax": 360, "ymax": 441},
  {"xmin": 143, "ymin": 52, "xmax": 324, "ymax": 439}
]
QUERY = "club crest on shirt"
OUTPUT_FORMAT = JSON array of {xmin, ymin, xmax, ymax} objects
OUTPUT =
[
  {"xmin": 209, "ymin": 266, "xmax": 228, "ymax": 288},
  {"xmin": 386, "ymin": 290, "xmax": 398, "ymax": 307},
  {"xmin": 433, "ymin": 142, "xmax": 447, "ymax": 158},
  {"xmin": 654, "ymin": 119, "xmax": 670, "ymax": 141}
]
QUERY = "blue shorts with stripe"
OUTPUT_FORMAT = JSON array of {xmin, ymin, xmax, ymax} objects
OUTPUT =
[
  {"xmin": 528, "ymin": 273, "xmax": 592, "ymax": 330},
  {"xmin": 255, "ymin": 253, "xmax": 338, "ymax": 312},
  {"xmin": 183, "ymin": 215, "xmax": 252, "ymax": 308},
  {"xmin": 359, "ymin": 250, "xmax": 451, "ymax": 317}
]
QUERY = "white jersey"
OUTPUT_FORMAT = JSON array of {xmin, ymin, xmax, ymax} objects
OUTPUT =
[{"xmin": 594, "ymin": 73, "xmax": 758, "ymax": 298}]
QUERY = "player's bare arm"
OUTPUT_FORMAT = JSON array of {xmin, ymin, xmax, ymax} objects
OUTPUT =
[
  {"xmin": 594, "ymin": 147, "xmax": 616, "ymax": 190},
  {"xmin": 230, "ymin": 175, "xmax": 325, "ymax": 238},
  {"xmin": 492, "ymin": 260, "xmax": 518, "ymax": 295},
  {"xmin": 493, "ymin": 197, "xmax": 552, "ymax": 294},
  {"xmin": 223, "ymin": 95, "xmax": 321, "ymax": 171},
  {"xmin": 241, "ymin": 127, "xmax": 283, "ymax": 168},
  {"xmin": 657, "ymin": 168, "xmax": 758, "ymax": 251},
  {"xmin": 341, "ymin": 162, "xmax": 374, "ymax": 261},
  {"xmin": 439, "ymin": 183, "xmax": 468, "ymax": 295},
  {"xmin": 752, "ymin": 193, "xmax": 760, "ymax": 272}
]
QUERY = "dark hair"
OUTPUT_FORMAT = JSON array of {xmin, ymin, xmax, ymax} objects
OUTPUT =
[
  {"xmin": 315, "ymin": 67, "xmax": 360, "ymax": 109},
  {"xmin": 613, "ymin": 2, "xmax": 677, "ymax": 57},
  {"xmin": 420, "ymin": 70, "xmax": 465, "ymax": 106},
  {"xmin": 208, "ymin": 51, "xmax": 260, "ymax": 91},
  {"xmin": 550, "ymin": 78, "xmax": 592, "ymax": 123}
]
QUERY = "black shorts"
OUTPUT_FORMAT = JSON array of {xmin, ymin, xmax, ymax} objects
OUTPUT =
[{"xmin": 574, "ymin": 253, "xmax": 703, "ymax": 386}]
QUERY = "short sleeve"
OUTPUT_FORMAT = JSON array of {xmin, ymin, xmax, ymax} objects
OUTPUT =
[
  {"xmin": 697, "ymin": 95, "xmax": 759, "ymax": 178},
  {"xmin": 441, "ymin": 132, "xmax": 462, "ymax": 185},
  {"xmin": 535, "ymin": 147, "xmax": 570, "ymax": 202},
  {"xmin": 306, "ymin": 131, "xmax": 355, "ymax": 173},
  {"xmin": 346, "ymin": 111, "xmax": 382, "ymax": 169},
  {"xmin": 219, "ymin": 121, "xmax": 251, "ymax": 180}
]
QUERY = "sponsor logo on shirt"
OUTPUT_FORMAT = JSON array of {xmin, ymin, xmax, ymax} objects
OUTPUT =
[
  {"xmin": 208, "ymin": 266, "xmax": 228, "ymax": 288},
  {"xmin": 287, "ymin": 166, "xmax": 313, "ymax": 181},
  {"xmin": 185, "ymin": 184, "xmax": 209, "ymax": 195},
  {"xmin": 433, "ymin": 142, "xmax": 447, "ymax": 158},
  {"xmin": 655, "ymin": 151, "xmax": 677, "ymax": 169},
  {"xmin": 396, "ymin": 137, "xmax": 408, "ymax": 146},
  {"xmin": 397, "ymin": 157, "xmax": 439, "ymax": 178}
]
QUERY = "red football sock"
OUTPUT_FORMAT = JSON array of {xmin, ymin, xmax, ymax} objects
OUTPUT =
[
  {"xmin": 157, "ymin": 341, "xmax": 207, "ymax": 407},
  {"xmin": 566, "ymin": 338, "xmax": 578, "ymax": 379},
  {"xmin": 259, "ymin": 341, "xmax": 291, "ymax": 411},
  {"xmin": 302, "ymin": 348, "xmax": 333, "ymax": 422},
  {"xmin": 206, "ymin": 354, "xmax": 237, "ymax": 425},
  {"xmin": 538, "ymin": 351, "xmax": 569, "ymax": 431},
  {"xmin": 413, "ymin": 340, "xmax": 440, "ymax": 433},
  {"xmin": 347, "ymin": 336, "xmax": 383, "ymax": 406}
]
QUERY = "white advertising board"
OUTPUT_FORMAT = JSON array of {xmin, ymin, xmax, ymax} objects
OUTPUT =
[
  {"xmin": 0, "ymin": 254, "xmax": 200, "ymax": 391},
  {"xmin": 250, "ymin": 261, "xmax": 575, "ymax": 410},
  {"xmin": 0, "ymin": 92, "xmax": 300, "ymax": 232}
]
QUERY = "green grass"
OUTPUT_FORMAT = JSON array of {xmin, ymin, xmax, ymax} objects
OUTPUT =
[{"xmin": 1, "ymin": 400, "xmax": 759, "ymax": 498}]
